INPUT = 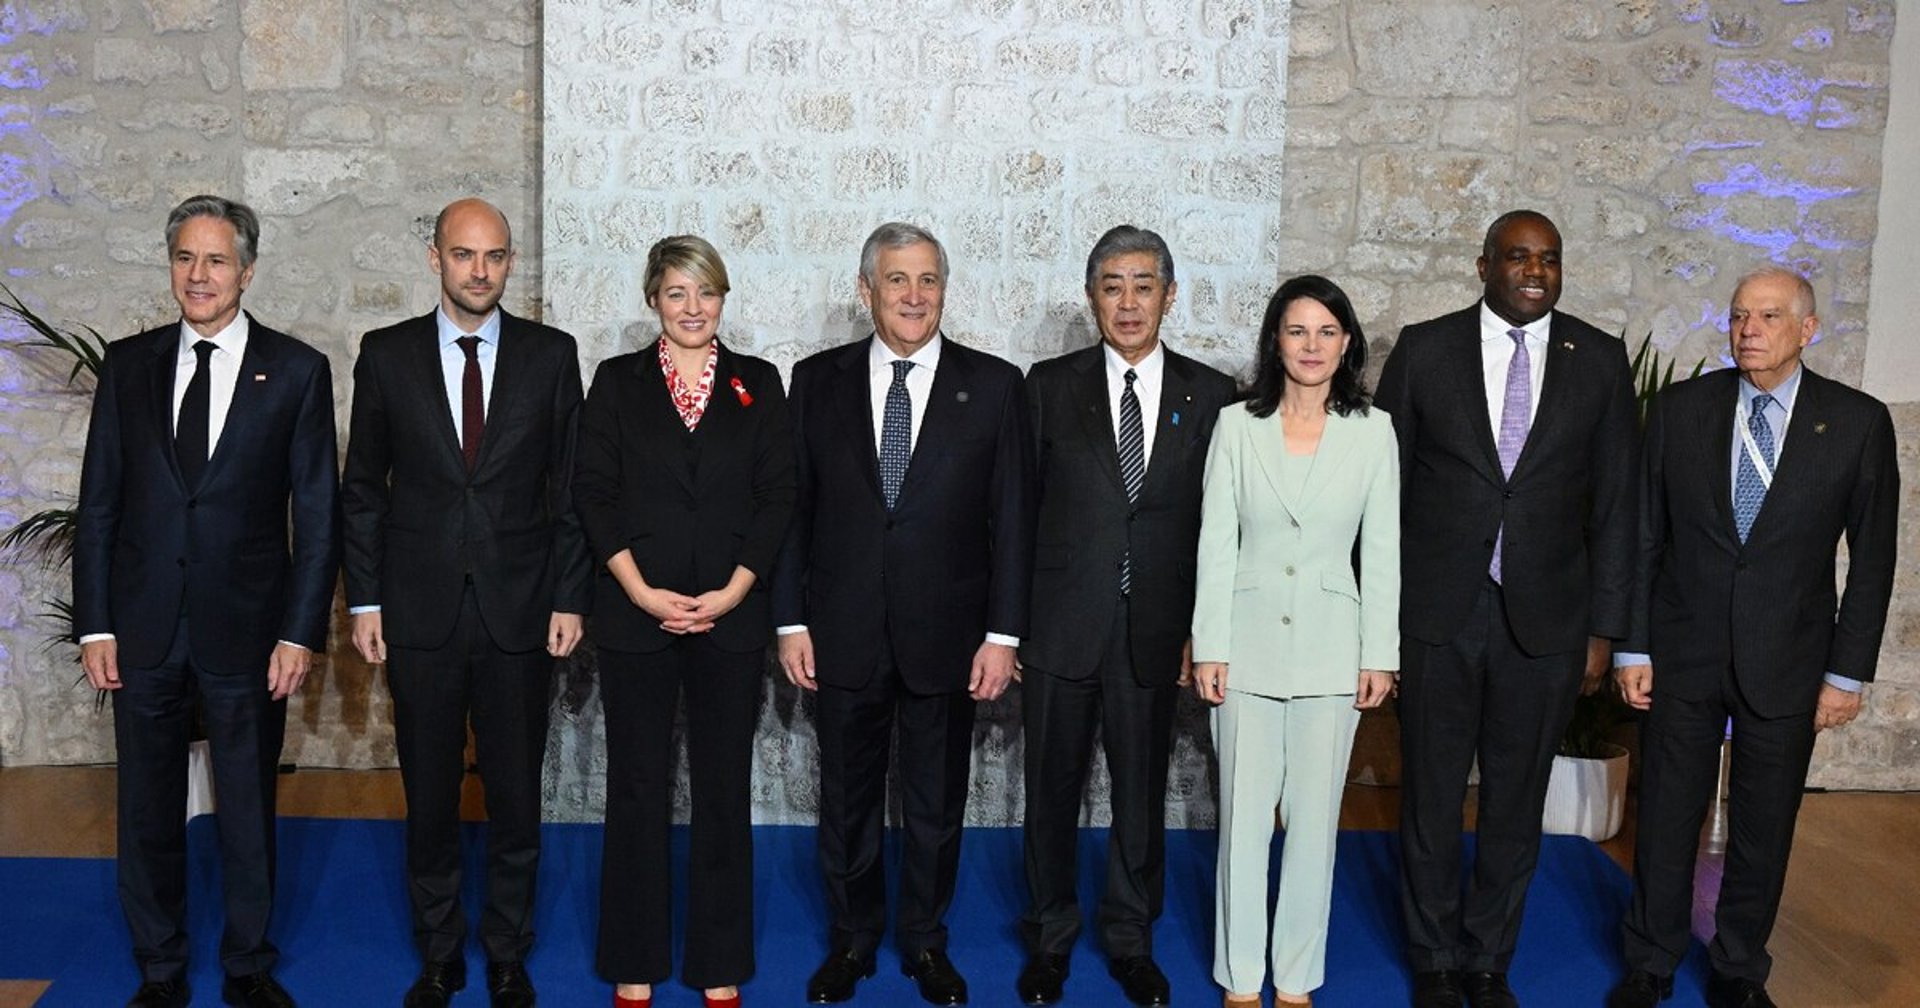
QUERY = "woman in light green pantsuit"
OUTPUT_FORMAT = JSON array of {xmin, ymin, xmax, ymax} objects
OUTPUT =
[{"xmin": 1192, "ymin": 275, "xmax": 1400, "ymax": 1007}]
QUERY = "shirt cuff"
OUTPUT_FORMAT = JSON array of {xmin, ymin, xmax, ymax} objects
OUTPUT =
[
  {"xmin": 78, "ymin": 633, "xmax": 114, "ymax": 645},
  {"xmin": 775, "ymin": 625, "xmax": 807, "ymax": 636},
  {"xmin": 349, "ymin": 605, "xmax": 381, "ymax": 615},
  {"xmin": 276, "ymin": 641, "xmax": 309, "ymax": 652},
  {"xmin": 1612, "ymin": 651, "xmax": 1650, "ymax": 669},
  {"xmin": 985, "ymin": 632, "xmax": 1019, "ymax": 648},
  {"xmin": 1823, "ymin": 673, "xmax": 1863, "ymax": 693}
]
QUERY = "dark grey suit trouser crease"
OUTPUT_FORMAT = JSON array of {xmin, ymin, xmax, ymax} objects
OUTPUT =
[
  {"xmin": 1397, "ymin": 581, "xmax": 1584, "ymax": 973},
  {"xmin": 386, "ymin": 585, "xmax": 552, "ymax": 964},
  {"xmin": 1020, "ymin": 593, "xmax": 1176, "ymax": 960}
]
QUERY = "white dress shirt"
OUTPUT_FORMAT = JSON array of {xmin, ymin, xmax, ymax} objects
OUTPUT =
[
  {"xmin": 867, "ymin": 331, "xmax": 941, "ymax": 455},
  {"xmin": 1479, "ymin": 303, "xmax": 1550, "ymax": 435},
  {"xmin": 1104, "ymin": 341, "xmax": 1164, "ymax": 468},
  {"xmin": 172, "ymin": 312, "xmax": 249, "ymax": 447},
  {"xmin": 437, "ymin": 304, "xmax": 501, "ymax": 447}
]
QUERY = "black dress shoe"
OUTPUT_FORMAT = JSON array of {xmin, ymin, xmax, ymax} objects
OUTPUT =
[
  {"xmin": 1705, "ymin": 971, "xmax": 1777, "ymax": 1008},
  {"xmin": 1107, "ymin": 955, "xmax": 1170, "ymax": 1006},
  {"xmin": 1017, "ymin": 953, "xmax": 1069, "ymax": 1005},
  {"xmin": 806, "ymin": 948, "xmax": 876, "ymax": 1004},
  {"xmin": 1411, "ymin": 970, "xmax": 1464, "ymax": 1008},
  {"xmin": 1607, "ymin": 970, "xmax": 1673, "ymax": 1008},
  {"xmin": 1462, "ymin": 971, "xmax": 1518, "ymax": 1008},
  {"xmin": 222, "ymin": 972, "xmax": 297, "ymax": 1008},
  {"xmin": 486, "ymin": 960, "xmax": 536, "ymax": 1008},
  {"xmin": 128, "ymin": 980, "xmax": 191, "ymax": 1008},
  {"xmin": 404, "ymin": 960, "xmax": 467, "ymax": 1008},
  {"xmin": 901, "ymin": 948, "xmax": 969, "ymax": 1005}
]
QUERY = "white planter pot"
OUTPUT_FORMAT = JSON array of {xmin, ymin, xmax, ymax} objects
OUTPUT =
[
  {"xmin": 1541, "ymin": 743, "xmax": 1628, "ymax": 842},
  {"xmin": 186, "ymin": 738, "xmax": 216, "ymax": 820}
]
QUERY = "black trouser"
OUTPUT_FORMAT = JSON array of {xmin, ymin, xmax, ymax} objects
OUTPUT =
[
  {"xmin": 387, "ymin": 586, "xmax": 553, "ymax": 964},
  {"xmin": 115, "ymin": 615, "xmax": 287, "ymax": 982},
  {"xmin": 1020, "ymin": 594, "xmax": 1177, "ymax": 960},
  {"xmin": 814, "ymin": 646, "xmax": 976, "ymax": 958},
  {"xmin": 1620, "ymin": 663, "xmax": 1816, "ymax": 984},
  {"xmin": 1398, "ymin": 581, "xmax": 1584, "ymax": 973},
  {"xmin": 596, "ymin": 637, "xmax": 761, "ymax": 988}
]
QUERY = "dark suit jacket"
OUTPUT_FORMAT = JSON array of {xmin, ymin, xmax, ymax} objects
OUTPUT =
[
  {"xmin": 1626, "ymin": 366, "xmax": 1899, "ymax": 717},
  {"xmin": 1021, "ymin": 344, "xmax": 1236, "ymax": 684},
  {"xmin": 770, "ymin": 336, "xmax": 1036, "ymax": 694},
  {"xmin": 573, "ymin": 345, "xmax": 796, "ymax": 654},
  {"xmin": 1374, "ymin": 304, "xmax": 1638, "ymax": 655},
  {"xmin": 341, "ymin": 309, "xmax": 591, "ymax": 653},
  {"xmin": 73, "ymin": 314, "xmax": 341, "ymax": 673}
]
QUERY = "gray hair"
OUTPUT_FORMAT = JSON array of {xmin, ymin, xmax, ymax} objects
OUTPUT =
[
  {"xmin": 1734, "ymin": 265, "xmax": 1817, "ymax": 319},
  {"xmin": 166, "ymin": 194, "xmax": 260, "ymax": 267},
  {"xmin": 1085, "ymin": 225, "xmax": 1175, "ymax": 291},
  {"xmin": 859, "ymin": 221, "xmax": 948, "ymax": 288}
]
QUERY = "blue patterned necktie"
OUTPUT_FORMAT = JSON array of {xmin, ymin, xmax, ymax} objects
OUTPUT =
[
  {"xmin": 1490, "ymin": 328, "xmax": 1531, "ymax": 582},
  {"xmin": 1117, "ymin": 368, "xmax": 1145, "ymax": 594},
  {"xmin": 1734, "ymin": 393, "xmax": 1776, "ymax": 543},
  {"xmin": 879, "ymin": 359, "xmax": 913, "ymax": 510}
]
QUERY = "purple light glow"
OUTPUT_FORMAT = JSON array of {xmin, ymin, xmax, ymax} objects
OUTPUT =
[
  {"xmin": 1713, "ymin": 60, "xmax": 1818, "ymax": 123},
  {"xmin": 1693, "ymin": 162, "xmax": 1857, "ymax": 205}
]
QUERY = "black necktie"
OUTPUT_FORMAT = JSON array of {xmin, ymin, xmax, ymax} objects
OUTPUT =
[
  {"xmin": 457, "ymin": 335, "xmax": 483, "ymax": 473},
  {"xmin": 175, "ymin": 339, "xmax": 216, "ymax": 488},
  {"xmin": 1118, "ymin": 368, "xmax": 1144, "ymax": 594}
]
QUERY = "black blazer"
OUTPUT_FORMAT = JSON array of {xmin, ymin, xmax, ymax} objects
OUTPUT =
[
  {"xmin": 1626, "ymin": 366, "xmax": 1899, "ymax": 717},
  {"xmin": 770, "ymin": 336, "xmax": 1036, "ymax": 694},
  {"xmin": 341, "ymin": 309, "xmax": 592, "ymax": 653},
  {"xmin": 1374, "ymin": 304, "xmax": 1638, "ymax": 655},
  {"xmin": 573, "ymin": 345, "xmax": 796, "ymax": 654},
  {"xmin": 1021, "ymin": 344, "xmax": 1236, "ymax": 684},
  {"xmin": 73, "ymin": 315, "xmax": 341, "ymax": 672}
]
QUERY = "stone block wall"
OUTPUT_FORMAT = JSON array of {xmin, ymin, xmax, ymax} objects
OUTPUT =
[{"xmin": 1, "ymin": 1, "xmax": 1913, "ymax": 816}]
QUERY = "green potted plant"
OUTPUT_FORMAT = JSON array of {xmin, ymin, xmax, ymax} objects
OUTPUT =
[{"xmin": 1542, "ymin": 332, "xmax": 1701, "ymax": 841}]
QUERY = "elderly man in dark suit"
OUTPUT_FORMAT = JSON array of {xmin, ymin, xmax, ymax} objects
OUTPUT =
[
  {"xmin": 342, "ymin": 198, "xmax": 590, "ymax": 1008},
  {"xmin": 1374, "ymin": 210, "xmax": 1638, "ymax": 1008},
  {"xmin": 1015, "ymin": 225, "xmax": 1235, "ymax": 1007},
  {"xmin": 75, "ymin": 194, "xmax": 341, "ymax": 1008},
  {"xmin": 774, "ymin": 221, "xmax": 1036, "ymax": 1007},
  {"xmin": 1606, "ymin": 268, "xmax": 1898, "ymax": 1008}
]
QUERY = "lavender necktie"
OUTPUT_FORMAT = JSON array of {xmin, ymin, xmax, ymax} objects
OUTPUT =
[{"xmin": 1490, "ymin": 328, "xmax": 1531, "ymax": 582}]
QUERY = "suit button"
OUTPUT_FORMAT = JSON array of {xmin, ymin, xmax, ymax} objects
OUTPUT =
[
  {"xmin": 1735, "ymin": 561, "xmax": 1749, "ymax": 571},
  {"xmin": 176, "ymin": 558, "xmax": 186, "ymax": 567},
  {"xmin": 1280, "ymin": 616, "xmax": 1292, "ymax": 625},
  {"xmin": 1484, "ymin": 539, "xmax": 1495, "ymax": 549},
  {"xmin": 1285, "ymin": 566, "xmax": 1295, "ymax": 576},
  {"xmin": 1503, "ymin": 491, "xmax": 1514, "ymax": 499},
  {"xmin": 186, "ymin": 499, "xmax": 196, "ymax": 509}
]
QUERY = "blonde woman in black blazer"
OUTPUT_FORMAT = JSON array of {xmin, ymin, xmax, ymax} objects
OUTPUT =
[{"xmin": 574, "ymin": 235, "xmax": 796, "ymax": 1008}]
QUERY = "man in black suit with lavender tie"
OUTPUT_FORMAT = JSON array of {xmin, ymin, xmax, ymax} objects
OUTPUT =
[{"xmin": 1375, "ymin": 210, "xmax": 1638, "ymax": 1008}]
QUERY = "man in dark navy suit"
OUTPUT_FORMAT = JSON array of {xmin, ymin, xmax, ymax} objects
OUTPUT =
[
  {"xmin": 1016, "ymin": 226, "xmax": 1235, "ymax": 1006},
  {"xmin": 774, "ymin": 222, "xmax": 1036, "ymax": 1006},
  {"xmin": 1607, "ymin": 268, "xmax": 1898, "ymax": 1008},
  {"xmin": 342, "ymin": 199, "xmax": 590, "ymax": 1008},
  {"xmin": 75, "ymin": 194, "xmax": 341, "ymax": 1008}
]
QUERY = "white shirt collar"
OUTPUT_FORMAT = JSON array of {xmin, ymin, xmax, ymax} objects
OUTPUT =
[
  {"xmin": 1103, "ymin": 340, "xmax": 1165, "ymax": 385},
  {"xmin": 178, "ymin": 311, "xmax": 248, "ymax": 355},
  {"xmin": 869, "ymin": 331, "xmax": 943, "ymax": 372},
  {"xmin": 436, "ymin": 305, "xmax": 502, "ymax": 347},
  {"xmin": 1478, "ymin": 302, "xmax": 1552, "ymax": 343}
]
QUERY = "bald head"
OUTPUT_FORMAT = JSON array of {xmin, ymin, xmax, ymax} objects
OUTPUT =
[
  {"xmin": 433, "ymin": 198, "xmax": 512, "ymax": 252},
  {"xmin": 429, "ymin": 198, "xmax": 515, "ymax": 329}
]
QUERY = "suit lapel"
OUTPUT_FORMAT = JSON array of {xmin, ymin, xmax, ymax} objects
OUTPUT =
[
  {"xmin": 832, "ymin": 339, "xmax": 883, "ymax": 502},
  {"xmin": 476, "ymin": 312, "xmax": 534, "ymax": 475},
  {"xmin": 400, "ymin": 314, "xmax": 465, "ymax": 471},
  {"xmin": 1247, "ymin": 411, "xmax": 1304, "ymax": 525},
  {"xmin": 1143, "ymin": 351, "xmax": 1200, "ymax": 499},
  {"xmin": 1511, "ymin": 320, "xmax": 1577, "ymax": 478},
  {"xmin": 1704, "ymin": 370, "xmax": 1740, "ymax": 541},
  {"xmin": 907, "ymin": 342, "xmax": 972, "ymax": 503},
  {"xmin": 145, "ymin": 329, "xmax": 187, "ymax": 489},
  {"xmin": 1446, "ymin": 319, "xmax": 1504, "ymax": 480},
  {"xmin": 1747, "ymin": 366, "xmax": 1824, "ymax": 543},
  {"xmin": 1297, "ymin": 409, "xmax": 1357, "ymax": 514},
  {"xmin": 631, "ymin": 346, "xmax": 699, "ymax": 498},
  {"xmin": 201, "ymin": 320, "xmax": 275, "ymax": 488},
  {"xmin": 1066, "ymin": 348, "xmax": 1125, "ymax": 497}
]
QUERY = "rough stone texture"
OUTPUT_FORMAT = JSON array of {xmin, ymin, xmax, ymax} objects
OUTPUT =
[
  {"xmin": 0, "ymin": 0, "xmax": 543, "ymax": 781},
  {"xmin": 1, "ymin": 1, "xmax": 1912, "ymax": 832}
]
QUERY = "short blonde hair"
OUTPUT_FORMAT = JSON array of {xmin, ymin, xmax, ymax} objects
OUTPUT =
[{"xmin": 643, "ymin": 235, "xmax": 730, "ymax": 305}]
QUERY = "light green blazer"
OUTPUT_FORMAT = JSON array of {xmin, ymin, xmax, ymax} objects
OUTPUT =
[{"xmin": 1191, "ymin": 403, "xmax": 1400, "ymax": 698}]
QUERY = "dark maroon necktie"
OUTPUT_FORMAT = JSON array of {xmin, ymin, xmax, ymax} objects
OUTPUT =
[{"xmin": 457, "ymin": 335, "xmax": 483, "ymax": 472}]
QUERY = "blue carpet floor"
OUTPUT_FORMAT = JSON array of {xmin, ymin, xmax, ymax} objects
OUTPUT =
[{"xmin": 0, "ymin": 818, "xmax": 1707, "ymax": 1006}]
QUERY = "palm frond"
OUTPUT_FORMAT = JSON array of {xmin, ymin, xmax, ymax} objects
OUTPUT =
[
  {"xmin": 1, "ymin": 507, "xmax": 78, "ymax": 565},
  {"xmin": 0, "ymin": 282, "xmax": 108, "ymax": 386}
]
